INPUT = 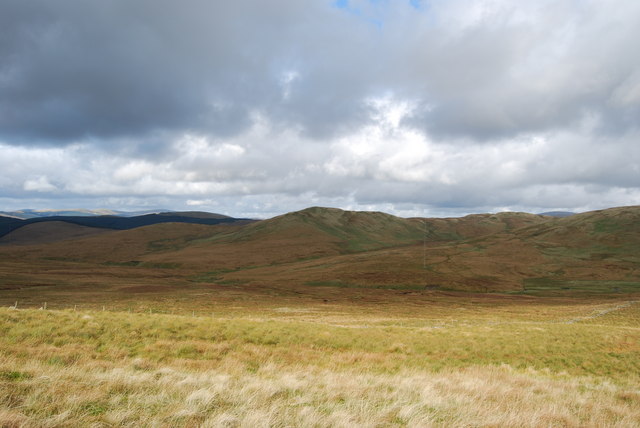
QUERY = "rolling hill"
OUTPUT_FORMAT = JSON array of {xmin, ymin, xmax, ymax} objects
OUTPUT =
[
  {"xmin": 0, "ymin": 208, "xmax": 178, "ymax": 219},
  {"xmin": 0, "ymin": 205, "xmax": 638, "ymax": 295},
  {"xmin": 0, "ymin": 211, "xmax": 251, "ymax": 240},
  {"xmin": 0, "ymin": 221, "xmax": 112, "ymax": 246},
  {"xmin": 538, "ymin": 211, "xmax": 576, "ymax": 217},
  {"xmin": 0, "ymin": 208, "xmax": 121, "ymax": 219}
]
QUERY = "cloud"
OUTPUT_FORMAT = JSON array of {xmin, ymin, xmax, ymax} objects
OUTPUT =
[
  {"xmin": 2, "ymin": 0, "xmax": 634, "ymax": 146},
  {"xmin": 2, "ymin": 96, "xmax": 639, "ymax": 216},
  {"xmin": 23, "ymin": 176, "xmax": 57, "ymax": 192},
  {"xmin": 0, "ymin": 0, "xmax": 639, "ymax": 215}
]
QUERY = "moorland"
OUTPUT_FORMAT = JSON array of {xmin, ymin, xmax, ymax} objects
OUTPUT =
[{"xmin": 0, "ymin": 206, "xmax": 639, "ymax": 426}]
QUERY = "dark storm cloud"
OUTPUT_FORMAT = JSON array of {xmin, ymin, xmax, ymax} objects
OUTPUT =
[
  {"xmin": 0, "ymin": 0, "xmax": 382, "ymax": 147},
  {"xmin": 2, "ymin": 0, "xmax": 640, "ymax": 148},
  {"xmin": 0, "ymin": 1, "xmax": 259, "ymax": 144}
]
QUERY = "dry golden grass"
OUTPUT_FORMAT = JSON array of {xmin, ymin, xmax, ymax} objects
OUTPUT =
[
  {"xmin": 2, "ymin": 356, "xmax": 639, "ymax": 427},
  {"xmin": 1, "ymin": 300, "xmax": 639, "ymax": 427}
]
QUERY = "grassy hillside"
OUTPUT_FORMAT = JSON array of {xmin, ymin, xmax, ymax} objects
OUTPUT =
[
  {"xmin": 1, "ymin": 206, "xmax": 639, "ymax": 425},
  {"xmin": 199, "ymin": 207, "xmax": 640, "ymax": 293},
  {"xmin": 434, "ymin": 205, "xmax": 640, "ymax": 292},
  {"xmin": 0, "ymin": 206, "xmax": 639, "ymax": 296},
  {"xmin": 20, "ymin": 208, "xmax": 546, "ymax": 268},
  {"xmin": 0, "ymin": 221, "xmax": 112, "ymax": 246},
  {"xmin": 0, "ymin": 212, "xmax": 249, "ymax": 240}
]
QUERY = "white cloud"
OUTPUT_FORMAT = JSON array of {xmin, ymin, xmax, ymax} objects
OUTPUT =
[
  {"xmin": 23, "ymin": 176, "xmax": 57, "ymax": 192},
  {"xmin": 279, "ymin": 70, "xmax": 300, "ymax": 101}
]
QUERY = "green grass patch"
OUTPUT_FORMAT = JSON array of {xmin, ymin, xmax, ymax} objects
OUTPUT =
[
  {"xmin": 189, "ymin": 269, "xmax": 235, "ymax": 283},
  {"xmin": 305, "ymin": 281, "xmax": 427, "ymax": 290},
  {"xmin": 522, "ymin": 278, "xmax": 640, "ymax": 295},
  {"xmin": 141, "ymin": 262, "xmax": 181, "ymax": 269},
  {"xmin": 0, "ymin": 370, "xmax": 32, "ymax": 381},
  {"xmin": 103, "ymin": 260, "xmax": 142, "ymax": 267},
  {"xmin": 305, "ymin": 280, "xmax": 352, "ymax": 288},
  {"xmin": 79, "ymin": 401, "xmax": 109, "ymax": 416},
  {"xmin": 214, "ymin": 279, "xmax": 245, "ymax": 286},
  {"xmin": 593, "ymin": 218, "xmax": 623, "ymax": 234}
]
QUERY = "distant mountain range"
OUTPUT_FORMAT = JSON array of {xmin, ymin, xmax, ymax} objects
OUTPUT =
[
  {"xmin": 0, "ymin": 210, "xmax": 251, "ymax": 240},
  {"xmin": 538, "ymin": 211, "xmax": 576, "ymax": 217},
  {"xmin": 0, "ymin": 208, "xmax": 579, "ymax": 220},
  {"xmin": 0, "ymin": 208, "xmax": 174, "ymax": 219}
]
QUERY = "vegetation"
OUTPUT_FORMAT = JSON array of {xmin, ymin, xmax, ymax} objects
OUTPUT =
[
  {"xmin": 521, "ymin": 278, "xmax": 640, "ymax": 295},
  {"xmin": 1, "ymin": 295, "xmax": 639, "ymax": 426},
  {"xmin": 2, "ymin": 205, "xmax": 640, "ymax": 425},
  {"xmin": 0, "ymin": 211, "xmax": 247, "ymax": 240}
]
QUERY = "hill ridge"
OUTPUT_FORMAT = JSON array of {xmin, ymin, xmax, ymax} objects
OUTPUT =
[
  {"xmin": 0, "ymin": 212, "xmax": 252, "ymax": 240},
  {"xmin": 1, "ymin": 205, "xmax": 639, "ymax": 294}
]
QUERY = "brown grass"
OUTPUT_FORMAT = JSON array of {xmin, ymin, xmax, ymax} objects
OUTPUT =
[
  {"xmin": 2, "ymin": 357, "xmax": 639, "ymax": 427},
  {"xmin": 2, "ymin": 206, "xmax": 639, "ymax": 293},
  {"xmin": 1, "ymin": 302, "xmax": 639, "ymax": 427},
  {"xmin": 1, "ymin": 206, "xmax": 640, "ymax": 425}
]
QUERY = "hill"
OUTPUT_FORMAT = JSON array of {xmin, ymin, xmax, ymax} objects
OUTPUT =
[
  {"xmin": 32, "ymin": 207, "xmax": 547, "ymax": 270},
  {"xmin": 0, "ymin": 207, "xmax": 427, "ymax": 268},
  {"xmin": 0, "ymin": 221, "xmax": 112, "ymax": 246},
  {"xmin": 0, "ymin": 208, "xmax": 120, "ymax": 219},
  {"xmin": 0, "ymin": 206, "xmax": 549, "ymax": 288},
  {"xmin": 390, "ymin": 205, "xmax": 640, "ymax": 292},
  {"xmin": 0, "ymin": 205, "xmax": 638, "ymax": 295},
  {"xmin": 140, "ymin": 206, "xmax": 639, "ymax": 293},
  {"xmin": 0, "ymin": 211, "xmax": 251, "ymax": 240},
  {"xmin": 156, "ymin": 211, "xmax": 231, "ymax": 219},
  {"xmin": 538, "ymin": 211, "xmax": 576, "ymax": 217}
]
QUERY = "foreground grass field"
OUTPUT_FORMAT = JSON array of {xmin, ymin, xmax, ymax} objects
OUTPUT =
[{"xmin": 1, "ymin": 293, "xmax": 639, "ymax": 427}]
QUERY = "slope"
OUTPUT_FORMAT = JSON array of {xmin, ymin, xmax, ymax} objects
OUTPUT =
[
  {"xmin": 0, "ymin": 221, "xmax": 112, "ymax": 246},
  {"xmin": 414, "ymin": 206, "xmax": 640, "ymax": 292},
  {"xmin": 208, "ymin": 207, "xmax": 640, "ymax": 293},
  {"xmin": 0, "ymin": 212, "xmax": 248, "ymax": 239},
  {"xmin": 0, "ymin": 207, "xmax": 547, "ymax": 271},
  {"xmin": 1, "ymin": 206, "xmax": 637, "ymax": 295}
]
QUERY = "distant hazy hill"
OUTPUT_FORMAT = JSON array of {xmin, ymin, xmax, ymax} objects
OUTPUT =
[
  {"xmin": 0, "ymin": 211, "xmax": 250, "ymax": 240},
  {"xmin": 0, "ymin": 209, "xmax": 120, "ymax": 219},
  {"xmin": 0, "ymin": 208, "xmax": 182, "ymax": 219},
  {"xmin": 538, "ymin": 211, "xmax": 576, "ymax": 217},
  {"xmin": 0, "ymin": 213, "xmax": 23, "ymax": 220},
  {"xmin": 156, "ymin": 211, "xmax": 231, "ymax": 219}
]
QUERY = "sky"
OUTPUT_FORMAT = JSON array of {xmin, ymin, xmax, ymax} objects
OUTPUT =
[{"xmin": 1, "ymin": 0, "xmax": 639, "ymax": 219}]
